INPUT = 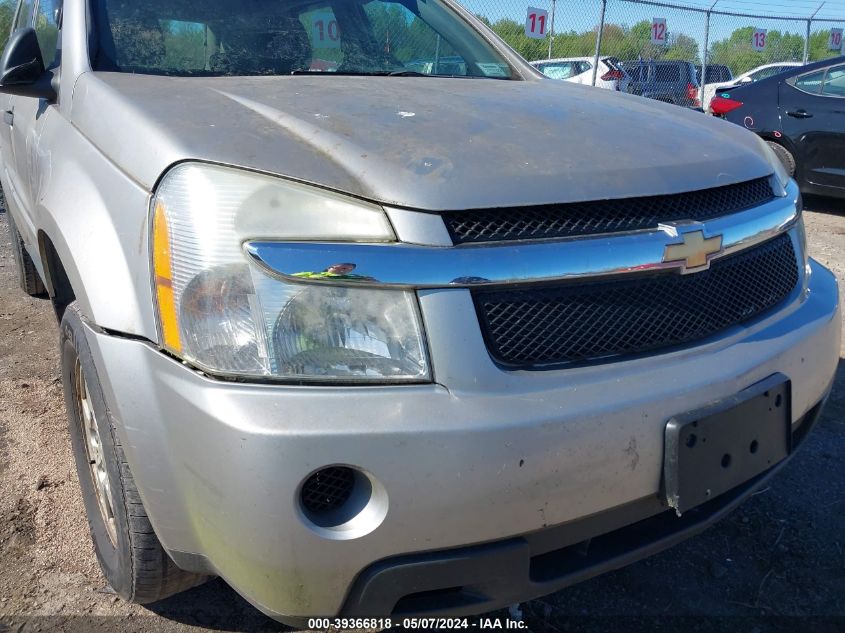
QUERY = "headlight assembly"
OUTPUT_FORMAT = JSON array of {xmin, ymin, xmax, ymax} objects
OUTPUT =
[{"xmin": 151, "ymin": 163, "xmax": 430, "ymax": 383}]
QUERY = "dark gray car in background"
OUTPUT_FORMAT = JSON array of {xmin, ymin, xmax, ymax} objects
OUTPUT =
[{"xmin": 621, "ymin": 59, "xmax": 702, "ymax": 107}]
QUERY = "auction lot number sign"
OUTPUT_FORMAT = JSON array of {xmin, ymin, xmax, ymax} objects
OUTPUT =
[
  {"xmin": 651, "ymin": 18, "xmax": 667, "ymax": 45},
  {"xmin": 752, "ymin": 28, "xmax": 767, "ymax": 52},
  {"xmin": 312, "ymin": 12, "xmax": 341, "ymax": 48},
  {"xmin": 525, "ymin": 7, "xmax": 549, "ymax": 39},
  {"xmin": 831, "ymin": 28, "xmax": 843, "ymax": 52}
]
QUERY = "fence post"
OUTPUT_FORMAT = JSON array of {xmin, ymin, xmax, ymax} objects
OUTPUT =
[
  {"xmin": 804, "ymin": 20, "xmax": 811, "ymax": 63},
  {"xmin": 548, "ymin": 0, "xmax": 556, "ymax": 59},
  {"xmin": 805, "ymin": 3, "xmax": 826, "ymax": 63},
  {"xmin": 591, "ymin": 0, "xmax": 608, "ymax": 86},
  {"xmin": 700, "ymin": 1, "xmax": 718, "ymax": 106}
]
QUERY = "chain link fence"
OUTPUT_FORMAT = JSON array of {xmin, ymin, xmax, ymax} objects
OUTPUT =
[{"xmin": 467, "ymin": 0, "xmax": 844, "ymax": 88}]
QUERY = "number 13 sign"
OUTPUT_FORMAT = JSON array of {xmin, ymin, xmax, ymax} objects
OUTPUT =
[
  {"xmin": 525, "ymin": 7, "xmax": 549, "ymax": 39},
  {"xmin": 752, "ymin": 29, "xmax": 767, "ymax": 52},
  {"xmin": 651, "ymin": 18, "xmax": 667, "ymax": 45}
]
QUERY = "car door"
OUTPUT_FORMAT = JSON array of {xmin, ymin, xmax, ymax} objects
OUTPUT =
[
  {"xmin": 0, "ymin": 0, "xmax": 36, "ymax": 214},
  {"xmin": 781, "ymin": 64, "xmax": 845, "ymax": 191},
  {"xmin": 6, "ymin": 0, "xmax": 60, "ymax": 240},
  {"xmin": 575, "ymin": 61, "xmax": 593, "ymax": 85}
]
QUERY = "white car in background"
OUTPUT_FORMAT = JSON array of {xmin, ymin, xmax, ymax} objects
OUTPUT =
[
  {"xmin": 696, "ymin": 63, "xmax": 733, "ymax": 111},
  {"xmin": 706, "ymin": 61, "xmax": 804, "ymax": 111},
  {"xmin": 530, "ymin": 56, "xmax": 631, "ymax": 91}
]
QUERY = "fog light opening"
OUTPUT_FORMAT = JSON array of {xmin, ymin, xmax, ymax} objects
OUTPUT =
[
  {"xmin": 301, "ymin": 466, "xmax": 357, "ymax": 517},
  {"xmin": 298, "ymin": 466, "xmax": 388, "ymax": 540}
]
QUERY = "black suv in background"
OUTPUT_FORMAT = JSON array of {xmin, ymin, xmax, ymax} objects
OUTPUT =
[
  {"xmin": 621, "ymin": 60, "xmax": 701, "ymax": 108},
  {"xmin": 696, "ymin": 63, "xmax": 733, "ymax": 86}
]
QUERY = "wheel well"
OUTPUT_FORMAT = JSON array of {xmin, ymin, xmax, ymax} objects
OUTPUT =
[
  {"xmin": 38, "ymin": 231, "xmax": 76, "ymax": 322},
  {"xmin": 759, "ymin": 136, "xmax": 798, "ymax": 179},
  {"xmin": 760, "ymin": 133, "xmax": 794, "ymax": 154}
]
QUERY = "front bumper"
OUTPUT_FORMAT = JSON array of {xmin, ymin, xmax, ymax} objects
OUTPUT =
[
  {"xmin": 86, "ymin": 257, "xmax": 839, "ymax": 618},
  {"xmin": 344, "ymin": 399, "xmax": 823, "ymax": 617}
]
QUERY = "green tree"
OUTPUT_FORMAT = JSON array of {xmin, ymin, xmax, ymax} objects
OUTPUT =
[
  {"xmin": 365, "ymin": 3, "xmax": 459, "ymax": 65},
  {"xmin": 709, "ymin": 27, "xmax": 805, "ymax": 76},
  {"xmin": 808, "ymin": 29, "xmax": 843, "ymax": 61},
  {"xmin": 664, "ymin": 34, "xmax": 699, "ymax": 61},
  {"xmin": 161, "ymin": 21, "xmax": 207, "ymax": 71},
  {"xmin": 490, "ymin": 18, "xmax": 547, "ymax": 60},
  {"xmin": 491, "ymin": 17, "xmax": 700, "ymax": 65},
  {"xmin": 0, "ymin": 0, "xmax": 16, "ymax": 52}
]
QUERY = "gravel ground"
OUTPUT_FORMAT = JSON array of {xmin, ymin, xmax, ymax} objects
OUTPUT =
[{"xmin": 1, "ymin": 196, "xmax": 844, "ymax": 633}]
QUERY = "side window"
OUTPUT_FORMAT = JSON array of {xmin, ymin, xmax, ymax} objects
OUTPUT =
[
  {"xmin": 539, "ymin": 63, "xmax": 573, "ymax": 80},
  {"xmin": 655, "ymin": 64, "xmax": 681, "ymax": 83},
  {"xmin": 749, "ymin": 67, "xmax": 771, "ymax": 81},
  {"xmin": 705, "ymin": 67, "xmax": 722, "ymax": 83},
  {"xmin": 752, "ymin": 66, "xmax": 788, "ymax": 82},
  {"xmin": 821, "ymin": 65, "xmax": 845, "ymax": 97},
  {"xmin": 362, "ymin": 1, "xmax": 468, "ymax": 76},
  {"xmin": 34, "ymin": 0, "xmax": 60, "ymax": 66},
  {"xmin": 578, "ymin": 61, "xmax": 592, "ymax": 75},
  {"xmin": 794, "ymin": 69, "xmax": 826, "ymax": 94},
  {"xmin": 13, "ymin": 0, "xmax": 34, "ymax": 30}
]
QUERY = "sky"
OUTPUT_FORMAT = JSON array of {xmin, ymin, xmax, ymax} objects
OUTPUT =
[
  {"xmin": 656, "ymin": 0, "xmax": 845, "ymax": 20},
  {"xmin": 462, "ymin": 0, "xmax": 845, "ymax": 22},
  {"xmin": 462, "ymin": 0, "xmax": 845, "ymax": 52}
]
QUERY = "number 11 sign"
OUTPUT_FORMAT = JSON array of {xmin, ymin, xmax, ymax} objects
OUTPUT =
[{"xmin": 525, "ymin": 7, "xmax": 549, "ymax": 39}]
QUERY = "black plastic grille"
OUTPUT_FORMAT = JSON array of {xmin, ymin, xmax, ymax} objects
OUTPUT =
[
  {"xmin": 474, "ymin": 235, "xmax": 799, "ymax": 368},
  {"xmin": 301, "ymin": 467, "xmax": 355, "ymax": 515},
  {"xmin": 444, "ymin": 178, "xmax": 775, "ymax": 244}
]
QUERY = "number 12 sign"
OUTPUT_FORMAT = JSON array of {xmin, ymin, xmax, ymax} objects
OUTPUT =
[
  {"xmin": 651, "ymin": 18, "xmax": 667, "ymax": 45},
  {"xmin": 830, "ymin": 28, "xmax": 843, "ymax": 52},
  {"xmin": 752, "ymin": 28, "xmax": 767, "ymax": 52},
  {"xmin": 525, "ymin": 7, "xmax": 549, "ymax": 39}
]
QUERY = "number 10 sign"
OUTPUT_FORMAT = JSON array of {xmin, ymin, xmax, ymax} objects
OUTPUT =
[
  {"xmin": 312, "ymin": 13, "xmax": 341, "ymax": 48},
  {"xmin": 525, "ymin": 7, "xmax": 549, "ymax": 39}
]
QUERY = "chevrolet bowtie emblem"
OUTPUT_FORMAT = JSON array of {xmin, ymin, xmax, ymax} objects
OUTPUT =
[{"xmin": 663, "ymin": 230, "xmax": 724, "ymax": 273}]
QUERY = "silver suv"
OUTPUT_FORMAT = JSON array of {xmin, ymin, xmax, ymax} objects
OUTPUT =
[{"xmin": 0, "ymin": 0, "xmax": 839, "ymax": 625}]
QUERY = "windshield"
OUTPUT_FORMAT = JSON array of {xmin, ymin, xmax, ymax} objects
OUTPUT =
[{"xmin": 91, "ymin": 0, "xmax": 513, "ymax": 79}]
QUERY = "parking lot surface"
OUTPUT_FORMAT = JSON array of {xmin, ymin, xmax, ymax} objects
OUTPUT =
[{"xmin": 1, "ymin": 196, "xmax": 844, "ymax": 633}]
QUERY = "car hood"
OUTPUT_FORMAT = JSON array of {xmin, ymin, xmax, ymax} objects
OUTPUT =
[{"xmin": 72, "ymin": 72, "xmax": 774, "ymax": 210}]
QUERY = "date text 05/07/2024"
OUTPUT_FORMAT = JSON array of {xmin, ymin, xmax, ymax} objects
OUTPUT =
[{"xmin": 306, "ymin": 617, "xmax": 529, "ymax": 630}]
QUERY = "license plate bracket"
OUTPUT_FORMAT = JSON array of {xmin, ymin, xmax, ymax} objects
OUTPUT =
[{"xmin": 663, "ymin": 374, "xmax": 791, "ymax": 515}]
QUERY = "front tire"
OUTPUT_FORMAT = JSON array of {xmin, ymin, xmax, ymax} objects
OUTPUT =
[
  {"xmin": 7, "ymin": 212, "xmax": 46, "ymax": 297},
  {"xmin": 766, "ymin": 140, "xmax": 796, "ymax": 178},
  {"xmin": 61, "ymin": 303, "xmax": 207, "ymax": 602}
]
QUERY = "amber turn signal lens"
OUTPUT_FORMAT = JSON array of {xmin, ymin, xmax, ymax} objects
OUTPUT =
[{"xmin": 152, "ymin": 201, "xmax": 182, "ymax": 353}]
